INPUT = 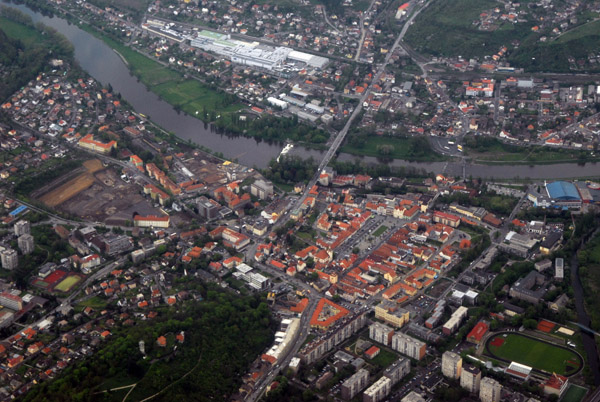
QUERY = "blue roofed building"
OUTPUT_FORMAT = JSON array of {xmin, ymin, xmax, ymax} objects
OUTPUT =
[{"xmin": 545, "ymin": 181, "xmax": 581, "ymax": 209}]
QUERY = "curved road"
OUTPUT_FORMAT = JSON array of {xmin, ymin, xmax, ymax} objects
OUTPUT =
[{"xmin": 571, "ymin": 232, "xmax": 600, "ymax": 385}]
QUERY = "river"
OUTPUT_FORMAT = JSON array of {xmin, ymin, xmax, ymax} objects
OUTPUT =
[{"xmin": 5, "ymin": 1, "xmax": 600, "ymax": 178}]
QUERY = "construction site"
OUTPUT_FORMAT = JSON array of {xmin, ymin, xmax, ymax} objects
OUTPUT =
[{"xmin": 34, "ymin": 159, "xmax": 161, "ymax": 225}]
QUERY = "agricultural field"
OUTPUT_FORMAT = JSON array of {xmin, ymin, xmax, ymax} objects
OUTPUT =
[{"xmin": 486, "ymin": 333, "xmax": 582, "ymax": 376}]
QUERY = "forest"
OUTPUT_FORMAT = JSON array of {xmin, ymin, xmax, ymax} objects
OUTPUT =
[
  {"xmin": 213, "ymin": 114, "xmax": 329, "ymax": 145},
  {"xmin": 19, "ymin": 285, "xmax": 275, "ymax": 402}
]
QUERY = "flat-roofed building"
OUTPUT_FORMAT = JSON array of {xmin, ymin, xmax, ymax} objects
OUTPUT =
[
  {"xmin": 0, "ymin": 248, "xmax": 18, "ymax": 270},
  {"xmin": 369, "ymin": 322, "xmax": 395, "ymax": 346},
  {"xmin": 383, "ymin": 357, "xmax": 411, "ymax": 385},
  {"xmin": 341, "ymin": 368, "xmax": 369, "ymax": 400},
  {"xmin": 14, "ymin": 220, "xmax": 30, "ymax": 236},
  {"xmin": 460, "ymin": 364, "xmax": 481, "ymax": 393},
  {"xmin": 251, "ymin": 180, "xmax": 274, "ymax": 200},
  {"xmin": 443, "ymin": 306, "xmax": 468, "ymax": 335},
  {"xmin": 442, "ymin": 351, "xmax": 462, "ymax": 379},
  {"xmin": 391, "ymin": 332, "xmax": 426, "ymax": 360},
  {"xmin": 375, "ymin": 300, "xmax": 410, "ymax": 328},
  {"xmin": 18, "ymin": 234, "xmax": 34, "ymax": 255},
  {"xmin": 480, "ymin": 376, "xmax": 502, "ymax": 402},
  {"xmin": 401, "ymin": 391, "xmax": 426, "ymax": 402},
  {"xmin": 363, "ymin": 376, "xmax": 391, "ymax": 402}
]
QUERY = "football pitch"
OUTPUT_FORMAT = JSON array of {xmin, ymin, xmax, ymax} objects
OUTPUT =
[
  {"xmin": 54, "ymin": 275, "xmax": 82, "ymax": 292},
  {"xmin": 487, "ymin": 333, "xmax": 582, "ymax": 376}
]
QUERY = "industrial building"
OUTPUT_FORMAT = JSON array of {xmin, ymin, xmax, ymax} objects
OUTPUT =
[{"xmin": 190, "ymin": 30, "xmax": 328, "ymax": 72}]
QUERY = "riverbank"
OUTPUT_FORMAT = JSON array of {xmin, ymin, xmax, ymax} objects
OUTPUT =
[
  {"xmin": 76, "ymin": 22, "xmax": 243, "ymax": 118},
  {"xmin": 464, "ymin": 135, "xmax": 599, "ymax": 165},
  {"xmin": 341, "ymin": 135, "xmax": 449, "ymax": 162}
]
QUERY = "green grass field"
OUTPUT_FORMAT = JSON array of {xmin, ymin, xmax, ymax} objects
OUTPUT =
[
  {"xmin": 79, "ymin": 24, "xmax": 242, "ymax": 116},
  {"xmin": 341, "ymin": 136, "xmax": 446, "ymax": 162},
  {"xmin": 78, "ymin": 295, "xmax": 108, "ymax": 310},
  {"xmin": 0, "ymin": 17, "xmax": 45, "ymax": 44},
  {"xmin": 487, "ymin": 333, "xmax": 582, "ymax": 375},
  {"xmin": 562, "ymin": 384, "xmax": 588, "ymax": 402},
  {"xmin": 54, "ymin": 275, "xmax": 82, "ymax": 292},
  {"xmin": 370, "ymin": 348, "xmax": 399, "ymax": 368},
  {"xmin": 373, "ymin": 225, "xmax": 388, "ymax": 237},
  {"xmin": 555, "ymin": 20, "xmax": 600, "ymax": 44}
]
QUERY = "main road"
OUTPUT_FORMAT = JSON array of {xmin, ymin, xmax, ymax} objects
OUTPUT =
[{"xmin": 291, "ymin": 0, "xmax": 433, "ymax": 214}]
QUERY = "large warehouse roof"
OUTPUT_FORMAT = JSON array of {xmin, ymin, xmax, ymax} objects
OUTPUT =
[{"xmin": 546, "ymin": 181, "xmax": 580, "ymax": 200}]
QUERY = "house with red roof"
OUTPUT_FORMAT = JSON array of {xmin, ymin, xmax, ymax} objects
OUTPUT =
[
  {"xmin": 309, "ymin": 298, "xmax": 349, "ymax": 330},
  {"xmin": 466, "ymin": 321, "xmax": 489, "ymax": 344}
]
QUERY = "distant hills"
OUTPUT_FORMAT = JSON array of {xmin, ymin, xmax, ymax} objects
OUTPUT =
[{"xmin": 405, "ymin": 0, "xmax": 600, "ymax": 73}]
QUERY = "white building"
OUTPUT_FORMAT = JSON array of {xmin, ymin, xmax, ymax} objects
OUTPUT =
[
  {"xmin": 391, "ymin": 333, "xmax": 426, "ymax": 360},
  {"xmin": 0, "ymin": 249, "xmax": 18, "ymax": 270},
  {"xmin": 363, "ymin": 376, "xmax": 392, "ymax": 402},
  {"xmin": 442, "ymin": 351, "xmax": 463, "ymax": 379},
  {"xmin": 480, "ymin": 376, "xmax": 502, "ymax": 402},
  {"xmin": 460, "ymin": 364, "xmax": 481, "ymax": 393}
]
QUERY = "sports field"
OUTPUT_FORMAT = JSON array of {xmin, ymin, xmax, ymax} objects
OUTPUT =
[
  {"xmin": 54, "ymin": 275, "xmax": 82, "ymax": 293},
  {"xmin": 487, "ymin": 333, "xmax": 582, "ymax": 376},
  {"xmin": 562, "ymin": 384, "xmax": 588, "ymax": 402}
]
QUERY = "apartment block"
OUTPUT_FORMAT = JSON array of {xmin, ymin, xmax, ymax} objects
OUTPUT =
[
  {"xmin": 341, "ymin": 368, "xmax": 369, "ymax": 400},
  {"xmin": 480, "ymin": 376, "xmax": 502, "ymax": 402},
  {"xmin": 369, "ymin": 322, "xmax": 395, "ymax": 347},
  {"xmin": 442, "ymin": 351, "xmax": 462, "ymax": 379},
  {"xmin": 391, "ymin": 332, "xmax": 426, "ymax": 360}
]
